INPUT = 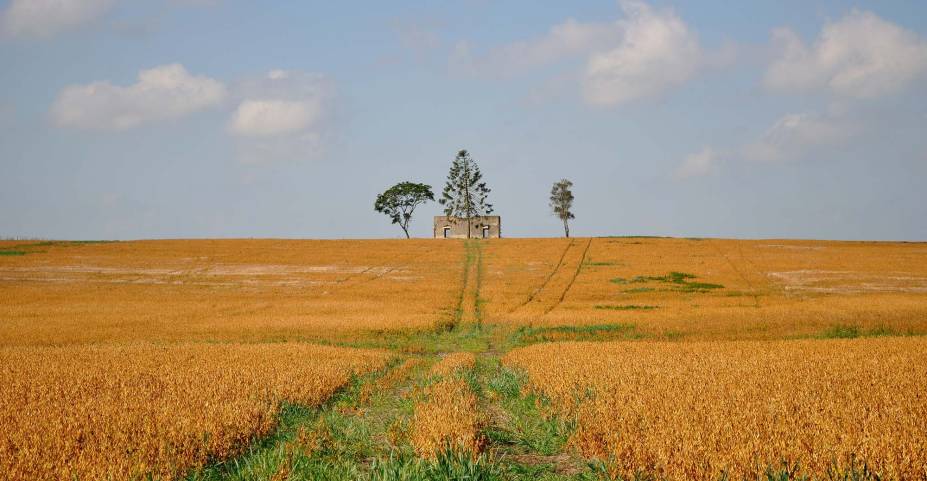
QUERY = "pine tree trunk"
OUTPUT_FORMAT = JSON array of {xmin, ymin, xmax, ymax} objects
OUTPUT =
[{"xmin": 564, "ymin": 218, "xmax": 570, "ymax": 238}]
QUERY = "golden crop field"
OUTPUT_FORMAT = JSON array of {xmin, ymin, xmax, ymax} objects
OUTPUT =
[
  {"xmin": 504, "ymin": 338, "xmax": 927, "ymax": 480},
  {"xmin": 0, "ymin": 343, "xmax": 391, "ymax": 480},
  {"xmin": 431, "ymin": 352, "xmax": 477, "ymax": 377},
  {"xmin": 0, "ymin": 239, "xmax": 463, "ymax": 346},
  {"xmin": 411, "ymin": 377, "xmax": 485, "ymax": 459},
  {"xmin": 481, "ymin": 237, "xmax": 927, "ymax": 339},
  {"xmin": 2, "ymin": 237, "xmax": 927, "ymax": 480}
]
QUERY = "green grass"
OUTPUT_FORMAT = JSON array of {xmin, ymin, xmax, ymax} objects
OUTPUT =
[
  {"xmin": 822, "ymin": 324, "xmax": 861, "ymax": 339},
  {"xmin": 512, "ymin": 324, "xmax": 640, "ymax": 345},
  {"xmin": 472, "ymin": 358, "xmax": 605, "ymax": 480},
  {"xmin": 369, "ymin": 449, "xmax": 504, "ymax": 481},
  {"xmin": 618, "ymin": 271, "xmax": 724, "ymax": 293},
  {"xmin": 324, "ymin": 324, "xmax": 494, "ymax": 354},
  {"xmin": 623, "ymin": 287, "xmax": 654, "ymax": 294},
  {"xmin": 481, "ymin": 362, "xmax": 573, "ymax": 457},
  {"xmin": 662, "ymin": 330, "xmax": 685, "ymax": 341},
  {"xmin": 820, "ymin": 324, "xmax": 918, "ymax": 340},
  {"xmin": 678, "ymin": 282, "xmax": 724, "ymax": 292},
  {"xmin": 593, "ymin": 305, "xmax": 658, "ymax": 311},
  {"xmin": 188, "ymin": 355, "xmax": 428, "ymax": 481},
  {"xmin": 188, "ymin": 329, "xmax": 605, "ymax": 481},
  {"xmin": 0, "ymin": 240, "xmax": 116, "ymax": 257},
  {"xmin": 584, "ymin": 261, "xmax": 618, "ymax": 267},
  {"xmin": 723, "ymin": 291, "xmax": 748, "ymax": 297}
]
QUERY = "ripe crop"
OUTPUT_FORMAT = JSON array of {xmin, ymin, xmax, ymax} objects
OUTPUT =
[
  {"xmin": 3, "ymin": 238, "xmax": 927, "ymax": 345},
  {"xmin": 410, "ymin": 378, "xmax": 484, "ymax": 458},
  {"xmin": 505, "ymin": 337, "xmax": 927, "ymax": 480},
  {"xmin": 0, "ymin": 239, "xmax": 464, "ymax": 346},
  {"xmin": 0, "ymin": 343, "xmax": 391, "ymax": 480},
  {"xmin": 480, "ymin": 237, "xmax": 927, "ymax": 340},
  {"xmin": 431, "ymin": 352, "xmax": 476, "ymax": 377},
  {"xmin": 2, "ymin": 237, "xmax": 927, "ymax": 479}
]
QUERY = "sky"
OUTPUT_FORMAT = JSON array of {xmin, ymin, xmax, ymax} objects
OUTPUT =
[{"xmin": 1, "ymin": 0, "xmax": 926, "ymax": 241}]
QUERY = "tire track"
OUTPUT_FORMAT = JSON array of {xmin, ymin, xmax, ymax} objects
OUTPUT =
[
  {"xmin": 708, "ymin": 240, "xmax": 760, "ymax": 308},
  {"xmin": 544, "ymin": 238, "xmax": 593, "ymax": 315},
  {"xmin": 510, "ymin": 239, "xmax": 575, "ymax": 313},
  {"xmin": 449, "ymin": 240, "xmax": 482, "ymax": 329}
]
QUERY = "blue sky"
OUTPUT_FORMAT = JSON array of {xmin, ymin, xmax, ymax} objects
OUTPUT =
[{"xmin": 1, "ymin": 0, "xmax": 925, "ymax": 240}]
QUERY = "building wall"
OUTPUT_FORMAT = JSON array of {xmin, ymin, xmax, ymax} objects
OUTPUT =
[{"xmin": 433, "ymin": 216, "xmax": 501, "ymax": 239}]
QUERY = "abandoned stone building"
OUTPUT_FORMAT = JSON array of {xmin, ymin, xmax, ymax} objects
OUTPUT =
[{"xmin": 433, "ymin": 216, "xmax": 501, "ymax": 239}]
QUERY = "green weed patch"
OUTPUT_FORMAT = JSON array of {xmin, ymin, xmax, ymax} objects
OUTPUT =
[
  {"xmin": 594, "ymin": 305, "xmax": 658, "ymax": 311},
  {"xmin": 618, "ymin": 271, "xmax": 724, "ymax": 293},
  {"xmin": 513, "ymin": 324, "xmax": 640, "ymax": 345}
]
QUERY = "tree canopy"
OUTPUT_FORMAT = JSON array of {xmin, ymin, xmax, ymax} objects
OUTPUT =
[{"xmin": 374, "ymin": 181, "xmax": 434, "ymax": 238}]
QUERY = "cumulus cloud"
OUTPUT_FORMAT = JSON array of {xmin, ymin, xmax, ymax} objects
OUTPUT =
[
  {"xmin": 765, "ymin": 10, "xmax": 927, "ymax": 98},
  {"xmin": 452, "ymin": 18, "xmax": 622, "ymax": 76},
  {"xmin": 51, "ymin": 64, "xmax": 227, "ymax": 130},
  {"xmin": 743, "ymin": 112, "xmax": 855, "ymax": 163},
  {"xmin": 1, "ymin": 0, "xmax": 116, "ymax": 38},
  {"xmin": 229, "ymin": 70, "xmax": 331, "ymax": 163},
  {"xmin": 230, "ymin": 100, "xmax": 319, "ymax": 137},
  {"xmin": 450, "ymin": 1, "xmax": 706, "ymax": 106},
  {"xmin": 674, "ymin": 147, "xmax": 718, "ymax": 179},
  {"xmin": 582, "ymin": 0, "xmax": 701, "ymax": 107}
]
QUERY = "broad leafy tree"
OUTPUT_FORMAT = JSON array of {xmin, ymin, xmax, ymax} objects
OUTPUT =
[
  {"xmin": 439, "ymin": 149, "xmax": 493, "ymax": 238},
  {"xmin": 374, "ymin": 181, "xmax": 435, "ymax": 238},
  {"xmin": 550, "ymin": 178, "xmax": 575, "ymax": 238}
]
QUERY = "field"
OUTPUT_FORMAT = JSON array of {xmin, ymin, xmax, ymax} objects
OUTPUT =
[{"xmin": 2, "ymin": 237, "xmax": 926, "ymax": 480}]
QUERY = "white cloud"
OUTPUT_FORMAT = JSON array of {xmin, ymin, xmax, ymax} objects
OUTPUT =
[
  {"xmin": 744, "ymin": 112, "xmax": 855, "ymax": 162},
  {"xmin": 1, "ymin": 0, "xmax": 116, "ymax": 38},
  {"xmin": 450, "ymin": 1, "xmax": 706, "ymax": 106},
  {"xmin": 452, "ymin": 18, "xmax": 622, "ymax": 76},
  {"xmin": 229, "ymin": 70, "xmax": 331, "ymax": 163},
  {"xmin": 582, "ymin": 0, "xmax": 701, "ymax": 107},
  {"xmin": 51, "ymin": 64, "xmax": 227, "ymax": 130},
  {"xmin": 674, "ymin": 147, "xmax": 718, "ymax": 179},
  {"xmin": 229, "ymin": 100, "xmax": 319, "ymax": 137},
  {"xmin": 765, "ymin": 10, "xmax": 927, "ymax": 98}
]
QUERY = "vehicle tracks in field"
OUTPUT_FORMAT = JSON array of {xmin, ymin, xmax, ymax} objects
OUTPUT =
[
  {"xmin": 511, "ymin": 238, "xmax": 593, "ymax": 318},
  {"xmin": 510, "ymin": 239, "xmax": 575, "ymax": 313},
  {"xmin": 544, "ymin": 238, "xmax": 593, "ymax": 315},
  {"xmin": 188, "ymin": 239, "xmax": 601, "ymax": 481},
  {"xmin": 188, "ymin": 323, "xmax": 597, "ymax": 480}
]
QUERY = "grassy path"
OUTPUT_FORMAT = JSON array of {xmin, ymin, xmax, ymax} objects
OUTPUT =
[{"xmin": 188, "ymin": 240, "xmax": 605, "ymax": 481}]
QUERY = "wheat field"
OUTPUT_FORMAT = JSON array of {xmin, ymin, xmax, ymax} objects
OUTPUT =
[
  {"xmin": 2, "ymin": 237, "xmax": 926, "ymax": 479},
  {"xmin": 504, "ymin": 338, "xmax": 927, "ymax": 480},
  {"xmin": 0, "ymin": 239, "xmax": 463, "ymax": 346},
  {"xmin": 481, "ymin": 237, "xmax": 927, "ymax": 339},
  {"xmin": 0, "ymin": 343, "xmax": 391, "ymax": 480}
]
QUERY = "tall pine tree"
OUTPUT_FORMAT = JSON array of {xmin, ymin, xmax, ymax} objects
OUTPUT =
[{"xmin": 439, "ymin": 149, "xmax": 493, "ymax": 239}]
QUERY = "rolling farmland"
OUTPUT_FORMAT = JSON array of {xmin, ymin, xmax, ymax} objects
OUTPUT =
[{"xmin": 2, "ymin": 237, "xmax": 926, "ymax": 480}]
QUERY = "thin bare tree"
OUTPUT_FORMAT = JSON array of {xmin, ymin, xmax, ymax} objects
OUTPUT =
[{"xmin": 550, "ymin": 179, "xmax": 575, "ymax": 238}]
